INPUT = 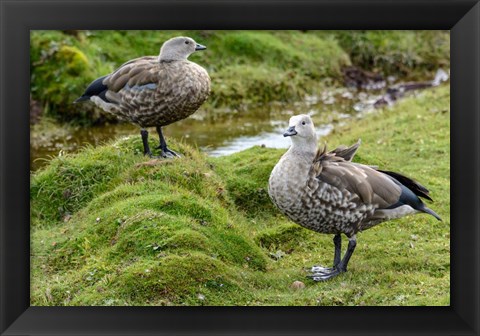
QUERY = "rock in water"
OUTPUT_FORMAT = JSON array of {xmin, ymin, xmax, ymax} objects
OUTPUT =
[
  {"xmin": 268, "ymin": 114, "xmax": 441, "ymax": 281},
  {"xmin": 75, "ymin": 36, "xmax": 211, "ymax": 158}
]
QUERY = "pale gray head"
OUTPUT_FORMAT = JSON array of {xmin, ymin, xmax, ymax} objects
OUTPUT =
[
  {"xmin": 159, "ymin": 36, "xmax": 207, "ymax": 62},
  {"xmin": 283, "ymin": 114, "xmax": 318, "ymax": 151}
]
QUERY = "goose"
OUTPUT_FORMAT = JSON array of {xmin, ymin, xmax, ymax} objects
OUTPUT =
[
  {"xmin": 268, "ymin": 114, "xmax": 441, "ymax": 281},
  {"xmin": 75, "ymin": 36, "xmax": 211, "ymax": 158}
]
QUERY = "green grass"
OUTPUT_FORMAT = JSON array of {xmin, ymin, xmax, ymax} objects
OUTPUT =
[
  {"xmin": 31, "ymin": 84, "xmax": 450, "ymax": 306},
  {"xmin": 30, "ymin": 30, "xmax": 448, "ymax": 123}
]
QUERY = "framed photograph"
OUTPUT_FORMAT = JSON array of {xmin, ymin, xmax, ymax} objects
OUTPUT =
[{"xmin": 1, "ymin": 0, "xmax": 479, "ymax": 335}]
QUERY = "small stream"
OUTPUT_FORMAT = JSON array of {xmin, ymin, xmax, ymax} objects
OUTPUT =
[{"xmin": 29, "ymin": 84, "xmax": 434, "ymax": 171}]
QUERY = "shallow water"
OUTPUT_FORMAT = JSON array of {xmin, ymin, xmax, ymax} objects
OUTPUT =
[{"xmin": 29, "ymin": 86, "xmax": 399, "ymax": 171}]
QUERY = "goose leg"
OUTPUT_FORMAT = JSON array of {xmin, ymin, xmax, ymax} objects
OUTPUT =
[
  {"xmin": 140, "ymin": 129, "xmax": 153, "ymax": 157},
  {"xmin": 308, "ymin": 235, "xmax": 357, "ymax": 281},
  {"xmin": 310, "ymin": 234, "xmax": 342, "ymax": 274},
  {"xmin": 333, "ymin": 233, "xmax": 342, "ymax": 267},
  {"xmin": 155, "ymin": 126, "xmax": 180, "ymax": 158}
]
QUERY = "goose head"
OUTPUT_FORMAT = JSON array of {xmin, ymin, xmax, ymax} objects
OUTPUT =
[
  {"xmin": 159, "ymin": 36, "xmax": 206, "ymax": 62},
  {"xmin": 283, "ymin": 114, "xmax": 318, "ymax": 153}
]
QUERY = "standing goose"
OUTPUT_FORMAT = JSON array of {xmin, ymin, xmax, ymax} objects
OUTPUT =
[
  {"xmin": 75, "ymin": 36, "xmax": 211, "ymax": 158},
  {"xmin": 268, "ymin": 114, "xmax": 441, "ymax": 281}
]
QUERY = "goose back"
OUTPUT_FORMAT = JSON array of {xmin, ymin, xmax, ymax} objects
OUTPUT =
[{"xmin": 97, "ymin": 57, "xmax": 210, "ymax": 127}]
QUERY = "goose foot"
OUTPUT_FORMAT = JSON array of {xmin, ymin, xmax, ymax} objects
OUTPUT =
[
  {"xmin": 140, "ymin": 128, "xmax": 180, "ymax": 159},
  {"xmin": 158, "ymin": 147, "xmax": 180, "ymax": 158},
  {"xmin": 309, "ymin": 265, "xmax": 336, "ymax": 274},
  {"xmin": 307, "ymin": 234, "xmax": 357, "ymax": 282},
  {"xmin": 308, "ymin": 266, "xmax": 346, "ymax": 281},
  {"xmin": 155, "ymin": 126, "xmax": 180, "ymax": 158}
]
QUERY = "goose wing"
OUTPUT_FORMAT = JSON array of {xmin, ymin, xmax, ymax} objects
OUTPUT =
[
  {"xmin": 313, "ymin": 148, "xmax": 402, "ymax": 209},
  {"xmin": 103, "ymin": 56, "xmax": 160, "ymax": 94},
  {"xmin": 74, "ymin": 57, "xmax": 160, "ymax": 104},
  {"xmin": 312, "ymin": 146, "xmax": 440, "ymax": 221}
]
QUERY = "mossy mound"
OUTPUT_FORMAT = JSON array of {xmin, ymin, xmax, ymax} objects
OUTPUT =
[
  {"xmin": 31, "ymin": 138, "xmax": 269, "ymax": 305},
  {"xmin": 31, "ymin": 85, "xmax": 450, "ymax": 306}
]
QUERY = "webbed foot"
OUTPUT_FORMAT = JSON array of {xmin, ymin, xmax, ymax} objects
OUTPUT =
[
  {"xmin": 308, "ymin": 266, "xmax": 345, "ymax": 281},
  {"xmin": 306, "ymin": 234, "xmax": 357, "ymax": 282},
  {"xmin": 156, "ymin": 146, "xmax": 180, "ymax": 158}
]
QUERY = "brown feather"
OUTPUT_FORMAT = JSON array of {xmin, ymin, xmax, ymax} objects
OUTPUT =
[
  {"xmin": 328, "ymin": 139, "xmax": 361, "ymax": 161},
  {"xmin": 314, "ymin": 146, "xmax": 402, "ymax": 209}
]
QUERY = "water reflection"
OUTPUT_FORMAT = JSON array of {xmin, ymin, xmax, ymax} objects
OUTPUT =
[{"xmin": 30, "ymin": 87, "xmax": 389, "ymax": 171}]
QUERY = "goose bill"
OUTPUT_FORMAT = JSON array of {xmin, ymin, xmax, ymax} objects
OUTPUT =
[{"xmin": 283, "ymin": 126, "xmax": 297, "ymax": 137}]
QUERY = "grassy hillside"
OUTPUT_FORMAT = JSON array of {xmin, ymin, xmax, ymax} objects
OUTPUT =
[
  {"xmin": 30, "ymin": 84, "xmax": 450, "ymax": 306},
  {"xmin": 30, "ymin": 30, "xmax": 449, "ymax": 123}
]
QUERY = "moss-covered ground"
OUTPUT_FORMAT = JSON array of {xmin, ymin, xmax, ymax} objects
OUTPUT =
[{"xmin": 31, "ymin": 84, "xmax": 450, "ymax": 306}]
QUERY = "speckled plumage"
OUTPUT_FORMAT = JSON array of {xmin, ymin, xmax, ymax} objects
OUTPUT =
[
  {"xmin": 268, "ymin": 114, "xmax": 441, "ymax": 280},
  {"xmin": 93, "ymin": 56, "xmax": 210, "ymax": 128},
  {"xmin": 76, "ymin": 36, "xmax": 210, "ymax": 157}
]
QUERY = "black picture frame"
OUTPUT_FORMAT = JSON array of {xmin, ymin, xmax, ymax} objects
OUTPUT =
[{"xmin": 1, "ymin": 0, "xmax": 479, "ymax": 335}]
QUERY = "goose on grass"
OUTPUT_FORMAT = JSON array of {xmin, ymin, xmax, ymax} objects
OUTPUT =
[
  {"xmin": 75, "ymin": 36, "xmax": 211, "ymax": 158},
  {"xmin": 268, "ymin": 114, "xmax": 441, "ymax": 281}
]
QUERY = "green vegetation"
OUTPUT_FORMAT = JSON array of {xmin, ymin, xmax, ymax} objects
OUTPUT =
[
  {"xmin": 334, "ymin": 30, "xmax": 450, "ymax": 76},
  {"xmin": 31, "ymin": 84, "xmax": 450, "ymax": 306},
  {"xmin": 30, "ymin": 30, "xmax": 449, "ymax": 123}
]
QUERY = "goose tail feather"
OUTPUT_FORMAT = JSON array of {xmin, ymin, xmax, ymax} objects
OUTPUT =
[{"xmin": 421, "ymin": 206, "xmax": 442, "ymax": 221}]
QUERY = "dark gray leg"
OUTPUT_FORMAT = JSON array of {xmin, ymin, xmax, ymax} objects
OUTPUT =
[
  {"xmin": 333, "ymin": 234, "xmax": 342, "ymax": 267},
  {"xmin": 339, "ymin": 236, "xmax": 357, "ymax": 271},
  {"xmin": 141, "ymin": 129, "xmax": 153, "ymax": 157},
  {"xmin": 155, "ymin": 126, "xmax": 179, "ymax": 158},
  {"xmin": 308, "ymin": 235, "xmax": 357, "ymax": 281},
  {"xmin": 310, "ymin": 234, "xmax": 342, "ymax": 274}
]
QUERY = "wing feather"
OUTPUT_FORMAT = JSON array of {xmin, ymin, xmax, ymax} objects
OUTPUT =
[
  {"xmin": 328, "ymin": 139, "xmax": 361, "ymax": 161},
  {"xmin": 314, "ymin": 149, "xmax": 402, "ymax": 208},
  {"xmin": 103, "ymin": 56, "xmax": 160, "ymax": 93}
]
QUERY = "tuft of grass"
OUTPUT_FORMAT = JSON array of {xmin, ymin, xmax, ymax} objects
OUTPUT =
[
  {"xmin": 255, "ymin": 224, "xmax": 309, "ymax": 252},
  {"xmin": 31, "ymin": 85, "xmax": 450, "ymax": 306}
]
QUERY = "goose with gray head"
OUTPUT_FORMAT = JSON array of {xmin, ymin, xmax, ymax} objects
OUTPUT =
[
  {"xmin": 75, "ymin": 36, "xmax": 211, "ymax": 158},
  {"xmin": 268, "ymin": 114, "xmax": 441, "ymax": 281}
]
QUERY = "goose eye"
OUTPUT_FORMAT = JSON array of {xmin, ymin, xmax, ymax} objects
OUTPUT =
[
  {"xmin": 302, "ymin": 121, "xmax": 306, "ymax": 125},
  {"xmin": 185, "ymin": 41, "xmax": 190, "ymax": 44}
]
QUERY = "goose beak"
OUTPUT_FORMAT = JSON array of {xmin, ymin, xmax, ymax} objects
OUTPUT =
[
  {"xmin": 195, "ymin": 43, "xmax": 207, "ymax": 51},
  {"xmin": 283, "ymin": 126, "xmax": 297, "ymax": 137}
]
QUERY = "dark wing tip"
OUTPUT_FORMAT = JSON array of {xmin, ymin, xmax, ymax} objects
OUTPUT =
[
  {"xmin": 74, "ymin": 96, "xmax": 90, "ymax": 103},
  {"xmin": 422, "ymin": 206, "xmax": 442, "ymax": 221},
  {"xmin": 378, "ymin": 170, "xmax": 433, "ymax": 201},
  {"xmin": 74, "ymin": 75, "xmax": 110, "ymax": 103}
]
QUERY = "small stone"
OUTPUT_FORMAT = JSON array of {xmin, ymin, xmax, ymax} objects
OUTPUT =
[
  {"xmin": 290, "ymin": 281, "xmax": 306, "ymax": 290},
  {"xmin": 96, "ymin": 217, "xmax": 101, "ymax": 222},
  {"xmin": 197, "ymin": 293, "xmax": 205, "ymax": 301}
]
